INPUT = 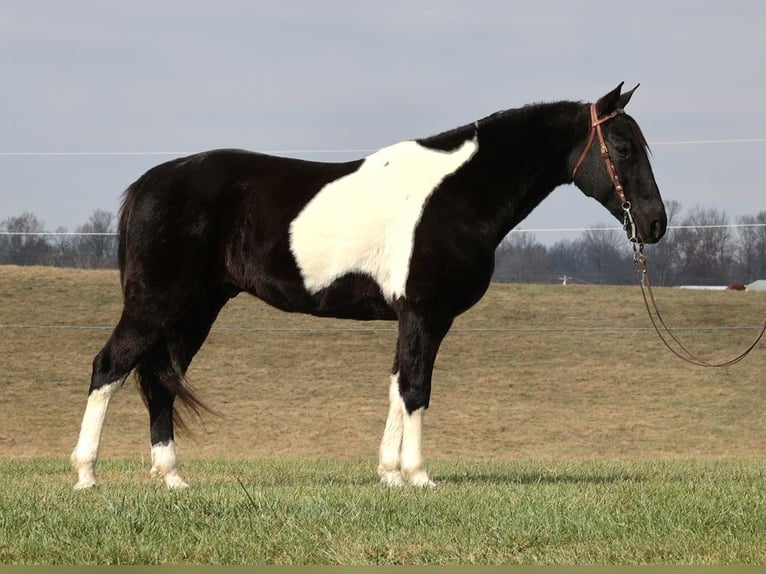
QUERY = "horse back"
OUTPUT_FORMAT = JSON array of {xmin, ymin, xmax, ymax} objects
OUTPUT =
[{"xmin": 117, "ymin": 149, "xmax": 381, "ymax": 314}]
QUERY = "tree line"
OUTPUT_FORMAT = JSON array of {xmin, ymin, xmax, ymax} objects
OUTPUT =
[
  {"xmin": 0, "ymin": 210, "xmax": 117, "ymax": 269},
  {"xmin": 2, "ymin": 202, "xmax": 766, "ymax": 286},
  {"xmin": 494, "ymin": 201, "xmax": 766, "ymax": 286}
]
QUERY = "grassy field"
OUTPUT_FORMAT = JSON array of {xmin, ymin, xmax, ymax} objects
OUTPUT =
[
  {"xmin": 1, "ymin": 265, "xmax": 766, "ymax": 564},
  {"xmin": 1, "ymin": 458, "xmax": 765, "ymax": 564}
]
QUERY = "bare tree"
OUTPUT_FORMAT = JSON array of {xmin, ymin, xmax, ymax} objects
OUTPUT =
[
  {"xmin": 72, "ymin": 209, "xmax": 117, "ymax": 268},
  {"xmin": 0, "ymin": 212, "xmax": 52, "ymax": 265},
  {"xmin": 642, "ymin": 199, "xmax": 683, "ymax": 286},
  {"xmin": 493, "ymin": 231, "xmax": 551, "ymax": 282},
  {"xmin": 674, "ymin": 206, "xmax": 734, "ymax": 285},
  {"xmin": 735, "ymin": 211, "xmax": 766, "ymax": 283},
  {"xmin": 578, "ymin": 227, "xmax": 633, "ymax": 283}
]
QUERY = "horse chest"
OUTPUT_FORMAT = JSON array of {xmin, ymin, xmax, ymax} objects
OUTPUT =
[{"xmin": 288, "ymin": 138, "xmax": 477, "ymax": 302}]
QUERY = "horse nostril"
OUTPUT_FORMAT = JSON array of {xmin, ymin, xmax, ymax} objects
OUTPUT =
[{"xmin": 650, "ymin": 219, "xmax": 665, "ymax": 241}]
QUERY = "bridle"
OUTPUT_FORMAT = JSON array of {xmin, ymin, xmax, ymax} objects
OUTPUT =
[
  {"xmin": 571, "ymin": 103, "xmax": 638, "ymax": 244},
  {"xmin": 572, "ymin": 102, "xmax": 766, "ymax": 367}
]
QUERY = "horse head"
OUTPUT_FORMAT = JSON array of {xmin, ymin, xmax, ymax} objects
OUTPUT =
[{"xmin": 570, "ymin": 83, "xmax": 667, "ymax": 244}]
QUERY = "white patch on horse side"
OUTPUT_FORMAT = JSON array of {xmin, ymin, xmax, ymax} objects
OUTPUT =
[
  {"xmin": 71, "ymin": 382, "xmax": 121, "ymax": 489},
  {"xmin": 150, "ymin": 440, "xmax": 188, "ymax": 489},
  {"xmin": 289, "ymin": 137, "xmax": 478, "ymax": 301}
]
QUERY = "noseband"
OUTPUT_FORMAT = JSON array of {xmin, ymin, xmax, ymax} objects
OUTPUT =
[{"xmin": 571, "ymin": 104, "xmax": 637, "ymax": 243}]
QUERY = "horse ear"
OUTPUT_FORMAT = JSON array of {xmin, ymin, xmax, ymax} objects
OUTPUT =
[
  {"xmin": 595, "ymin": 82, "xmax": 625, "ymax": 116},
  {"xmin": 617, "ymin": 83, "xmax": 640, "ymax": 109}
]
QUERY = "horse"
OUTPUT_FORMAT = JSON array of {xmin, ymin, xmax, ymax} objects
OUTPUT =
[{"xmin": 72, "ymin": 83, "xmax": 667, "ymax": 489}]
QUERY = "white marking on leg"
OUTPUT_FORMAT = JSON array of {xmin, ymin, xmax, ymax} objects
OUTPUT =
[
  {"xmin": 71, "ymin": 382, "xmax": 120, "ymax": 489},
  {"xmin": 401, "ymin": 407, "xmax": 434, "ymax": 487},
  {"xmin": 378, "ymin": 373, "xmax": 404, "ymax": 486},
  {"xmin": 150, "ymin": 440, "xmax": 189, "ymax": 489},
  {"xmin": 289, "ymin": 137, "xmax": 478, "ymax": 300}
]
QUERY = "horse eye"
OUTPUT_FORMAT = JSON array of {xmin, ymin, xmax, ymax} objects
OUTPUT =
[{"xmin": 614, "ymin": 144, "xmax": 630, "ymax": 158}]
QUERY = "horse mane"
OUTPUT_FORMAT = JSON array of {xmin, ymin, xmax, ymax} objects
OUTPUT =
[{"xmin": 626, "ymin": 115, "xmax": 651, "ymax": 156}]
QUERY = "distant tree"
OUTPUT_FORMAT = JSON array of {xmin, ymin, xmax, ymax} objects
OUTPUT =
[
  {"xmin": 50, "ymin": 225, "xmax": 78, "ymax": 267},
  {"xmin": 642, "ymin": 199, "xmax": 683, "ymax": 286},
  {"xmin": 674, "ymin": 206, "xmax": 734, "ymax": 285},
  {"xmin": 576, "ymin": 227, "xmax": 633, "ymax": 284},
  {"xmin": 493, "ymin": 232, "xmax": 551, "ymax": 282},
  {"xmin": 72, "ymin": 209, "xmax": 118, "ymax": 268},
  {"xmin": 548, "ymin": 228, "xmax": 633, "ymax": 285},
  {"xmin": 0, "ymin": 212, "xmax": 52, "ymax": 265},
  {"xmin": 548, "ymin": 239, "xmax": 585, "ymax": 284},
  {"xmin": 735, "ymin": 211, "xmax": 766, "ymax": 283}
]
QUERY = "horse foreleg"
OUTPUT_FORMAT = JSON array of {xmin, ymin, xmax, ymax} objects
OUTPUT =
[
  {"xmin": 378, "ymin": 311, "xmax": 450, "ymax": 487},
  {"xmin": 378, "ymin": 373, "xmax": 405, "ymax": 486},
  {"xmin": 400, "ymin": 405, "xmax": 432, "ymax": 487}
]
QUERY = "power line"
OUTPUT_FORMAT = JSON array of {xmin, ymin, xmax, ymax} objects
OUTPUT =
[
  {"xmin": 0, "ymin": 137, "xmax": 765, "ymax": 157},
  {"xmin": 3, "ymin": 223, "xmax": 765, "ymax": 238},
  {"xmin": 651, "ymin": 138, "xmax": 766, "ymax": 146},
  {"xmin": 0, "ymin": 149, "xmax": 370, "ymax": 157},
  {"xmin": 1, "ymin": 323, "xmax": 763, "ymax": 334},
  {"xmin": 0, "ymin": 231, "xmax": 115, "ymax": 236}
]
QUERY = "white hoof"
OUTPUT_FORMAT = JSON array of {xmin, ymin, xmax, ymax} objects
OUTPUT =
[
  {"xmin": 164, "ymin": 473, "xmax": 189, "ymax": 489},
  {"xmin": 378, "ymin": 469, "xmax": 405, "ymax": 487},
  {"xmin": 152, "ymin": 466, "xmax": 189, "ymax": 489},
  {"xmin": 72, "ymin": 456, "xmax": 99, "ymax": 490},
  {"xmin": 405, "ymin": 469, "xmax": 435, "ymax": 487},
  {"xmin": 74, "ymin": 478, "xmax": 99, "ymax": 490}
]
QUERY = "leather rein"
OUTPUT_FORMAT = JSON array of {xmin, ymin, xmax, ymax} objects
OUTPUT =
[{"xmin": 572, "ymin": 103, "xmax": 766, "ymax": 367}]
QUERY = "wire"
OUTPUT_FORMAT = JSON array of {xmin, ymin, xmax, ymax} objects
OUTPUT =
[
  {"xmin": 3, "ymin": 223, "xmax": 765, "ymax": 238},
  {"xmin": 0, "ymin": 323, "xmax": 762, "ymax": 334},
  {"xmin": 0, "ymin": 137, "xmax": 765, "ymax": 157}
]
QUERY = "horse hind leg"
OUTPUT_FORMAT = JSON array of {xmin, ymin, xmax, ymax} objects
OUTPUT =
[
  {"xmin": 139, "ymin": 287, "xmax": 231, "ymax": 488},
  {"xmin": 71, "ymin": 315, "xmax": 163, "ymax": 489},
  {"xmin": 136, "ymin": 342, "xmax": 192, "ymax": 489}
]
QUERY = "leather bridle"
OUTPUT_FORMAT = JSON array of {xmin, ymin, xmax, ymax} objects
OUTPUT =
[{"xmin": 571, "ymin": 104, "xmax": 638, "ymax": 243}]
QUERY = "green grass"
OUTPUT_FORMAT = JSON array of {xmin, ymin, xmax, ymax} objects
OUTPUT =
[{"xmin": 1, "ymin": 458, "xmax": 765, "ymax": 564}]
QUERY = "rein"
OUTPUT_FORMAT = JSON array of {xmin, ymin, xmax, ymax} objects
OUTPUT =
[
  {"xmin": 632, "ymin": 244, "xmax": 766, "ymax": 367},
  {"xmin": 573, "ymin": 102, "xmax": 766, "ymax": 367}
]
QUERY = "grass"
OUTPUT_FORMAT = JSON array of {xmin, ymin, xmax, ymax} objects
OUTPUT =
[
  {"xmin": 1, "ymin": 265, "xmax": 766, "ymax": 563},
  {"xmin": 1, "ymin": 458, "xmax": 765, "ymax": 564}
]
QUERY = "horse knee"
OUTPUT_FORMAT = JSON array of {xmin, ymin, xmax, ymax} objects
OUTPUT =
[{"xmin": 400, "ymin": 383, "xmax": 431, "ymax": 414}]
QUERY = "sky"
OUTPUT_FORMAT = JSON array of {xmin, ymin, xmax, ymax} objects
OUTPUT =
[{"xmin": 1, "ymin": 1, "xmax": 764, "ymax": 244}]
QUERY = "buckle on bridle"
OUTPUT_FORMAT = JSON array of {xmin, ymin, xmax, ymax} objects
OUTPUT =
[{"xmin": 622, "ymin": 201, "xmax": 639, "ymax": 244}]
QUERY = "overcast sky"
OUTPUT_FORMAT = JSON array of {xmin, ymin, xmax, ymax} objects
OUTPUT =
[{"xmin": 1, "ymin": 1, "xmax": 764, "ymax": 244}]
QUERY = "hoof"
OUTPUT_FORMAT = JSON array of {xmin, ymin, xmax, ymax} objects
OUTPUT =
[
  {"xmin": 404, "ymin": 469, "xmax": 435, "ymax": 487},
  {"xmin": 73, "ymin": 479, "xmax": 99, "ymax": 490},
  {"xmin": 378, "ymin": 469, "xmax": 405, "ymax": 487},
  {"xmin": 152, "ymin": 467, "xmax": 189, "ymax": 489}
]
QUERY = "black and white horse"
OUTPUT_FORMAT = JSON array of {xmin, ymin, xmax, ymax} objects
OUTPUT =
[{"xmin": 72, "ymin": 83, "xmax": 666, "ymax": 488}]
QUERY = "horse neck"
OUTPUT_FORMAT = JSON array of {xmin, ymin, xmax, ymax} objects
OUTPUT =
[{"xmin": 438, "ymin": 102, "xmax": 588, "ymax": 248}]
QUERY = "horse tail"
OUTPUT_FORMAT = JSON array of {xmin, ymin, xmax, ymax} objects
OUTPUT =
[
  {"xmin": 117, "ymin": 181, "xmax": 139, "ymax": 289},
  {"xmin": 134, "ymin": 350, "xmax": 213, "ymax": 436},
  {"xmin": 118, "ymin": 164, "xmax": 217, "ymax": 433}
]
